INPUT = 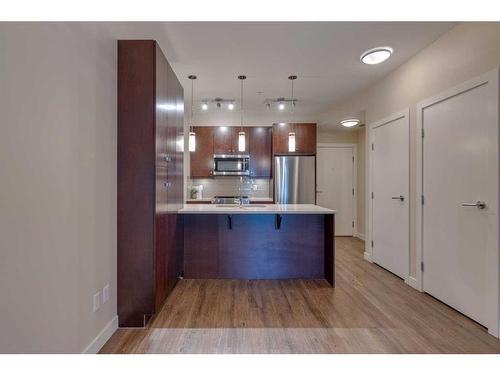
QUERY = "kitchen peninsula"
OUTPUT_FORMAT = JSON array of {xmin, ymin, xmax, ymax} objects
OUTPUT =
[{"xmin": 180, "ymin": 204, "xmax": 336, "ymax": 286}]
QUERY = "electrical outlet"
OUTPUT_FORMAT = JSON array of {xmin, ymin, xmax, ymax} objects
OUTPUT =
[
  {"xmin": 93, "ymin": 291, "xmax": 101, "ymax": 312},
  {"xmin": 102, "ymin": 284, "xmax": 110, "ymax": 304}
]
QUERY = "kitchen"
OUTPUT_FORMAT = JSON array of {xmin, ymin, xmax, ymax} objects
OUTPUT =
[
  {"xmin": 117, "ymin": 41, "xmax": 335, "ymax": 326},
  {"xmin": 2, "ymin": 19, "xmax": 500, "ymax": 360}
]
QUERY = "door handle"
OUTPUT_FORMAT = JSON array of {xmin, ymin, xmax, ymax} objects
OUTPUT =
[
  {"xmin": 391, "ymin": 195, "xmax": 404, "ymax": 201},
  {"xmin": 461, "ymin": 201, "xmax": 487, "ymax": 209}
]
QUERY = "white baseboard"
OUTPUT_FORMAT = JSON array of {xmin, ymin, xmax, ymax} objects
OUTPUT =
[
  {"xmin": 363, "ymin": 251, "xmax": 373, "ymax": 263},
  {"xmin": 404, "ymin": 276, "xmax": 421, "ymax": 291},
  {"xmin": 82, "ymin": 315, "xmax": 118, "ymax": 354},
  {"xmin": 488, "ymin": 325, "xmax": 500, "ymax": 339},
  {"xmin": 354, "ymin": 232, "xmax": 366, "ymax": 241}
]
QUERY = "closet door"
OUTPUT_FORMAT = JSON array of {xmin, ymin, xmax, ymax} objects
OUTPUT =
[{"xmin": 419, "ymin": 71, "xmax": 499, "ymax": 336}]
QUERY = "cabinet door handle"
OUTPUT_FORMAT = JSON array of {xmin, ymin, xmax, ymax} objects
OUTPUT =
[{"xmin": 227, "ymin": 215, "xmax": 233, "ymax": 230}]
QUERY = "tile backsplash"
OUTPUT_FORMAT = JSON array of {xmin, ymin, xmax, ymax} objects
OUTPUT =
[{"xmin": 188, "ymin": 178, "xmax": 272, "ymax": 199}]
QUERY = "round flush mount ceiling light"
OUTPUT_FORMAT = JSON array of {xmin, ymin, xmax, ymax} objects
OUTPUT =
[
  {"xmin": 360, "ymin": 46, "xmax": 393, "ymax": 65},
  {"xmin": 228, "ymin": 103, "xmax": 235, "ymax": 110},
  {"xmin": 201, "ymin": 103, "xmax": 208, "ymax": 110},
  {"xmin": 340, "ymin": 119, "xmax": 360, "ymax": 128}
]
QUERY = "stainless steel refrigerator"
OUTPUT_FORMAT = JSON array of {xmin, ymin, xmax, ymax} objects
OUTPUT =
[{"xmin": 274, "ymin": 155, "xmax": 316, "ymax": 204}]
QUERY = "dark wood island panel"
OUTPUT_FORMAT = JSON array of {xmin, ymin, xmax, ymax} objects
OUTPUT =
[{"xmin": 184, "ymin": 213, "xmax": 335, "ymax": 286}]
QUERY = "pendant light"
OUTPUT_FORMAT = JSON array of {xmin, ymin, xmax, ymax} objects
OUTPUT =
[
  {"xmin": 238, "ymin": 75, "xmax": 247, "ymax": 152},
  {"xmin": 288, "ymin": 75, "xmax": 297, "ymax": 152},
  {"xmin": 188, "ymin": 75, "xmax": 197, "ymax": 152}
]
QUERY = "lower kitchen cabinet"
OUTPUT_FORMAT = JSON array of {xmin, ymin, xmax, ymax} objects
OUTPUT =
[{"xmin": 183, "ymin": 213, "xmax": 334, "ymax": 284}]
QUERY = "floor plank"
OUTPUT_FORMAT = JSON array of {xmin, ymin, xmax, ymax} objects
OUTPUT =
[{"xmin": 100, "ymin": 237, "xmax": 500, "ymax": 353}]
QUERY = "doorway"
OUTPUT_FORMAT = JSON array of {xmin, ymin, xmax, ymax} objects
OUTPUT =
[
  {"xmin": 316, "ymin": 144, "xmax": 357, "ymax": 236},
  {"xmin": 368, "ymin": 109, "xmax": 410, "ymax": 280}
]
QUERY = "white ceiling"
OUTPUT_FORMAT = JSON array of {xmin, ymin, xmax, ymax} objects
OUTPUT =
[{"xmin": 107, "ymin": 22, "xmax": 455, "ymax": 129}]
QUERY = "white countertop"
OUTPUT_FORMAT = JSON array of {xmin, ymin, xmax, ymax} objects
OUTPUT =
[
  {"xmin": 178, "ymin": 204, "xmax": 335, "ymax": 214},
  {"xmin": 186, "ymin": 197, "xmax": 274, "ymax": 203}
]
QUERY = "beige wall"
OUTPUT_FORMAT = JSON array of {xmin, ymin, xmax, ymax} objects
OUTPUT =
[
  {"xmin": 0, "ymin": 23, "xmax": 117, "ymax": 353},
  {"xmin": 317, "ymin": 128, "xmax": 359, "ymax": 144},
  {"xmin": 319, "ymin": 22, "xmax": 500, "ymax": 276}
]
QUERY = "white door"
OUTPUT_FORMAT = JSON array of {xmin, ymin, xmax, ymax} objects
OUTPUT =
[
  {"xmin": 371, "ymin": 112, "xmax": 409, "ymax": 279},
  {"xmin": 317, "ymin": 146, "xmax": 355, "ymax": 236},
  {"xmin": 420, "ymin": 71, "xmax": 499, "ymax": 335}
]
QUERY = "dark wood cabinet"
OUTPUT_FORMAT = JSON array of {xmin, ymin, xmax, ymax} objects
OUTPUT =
[
  {"xmin": 213, "ymin": 126, "xmax": 234, "ymax": 154},
  {"xmin": 190, "ymin": 126, "xmax": 214, "ymax": 178},
  {"xmin": 272, "ymin": 123, "xmax": 317, "ymax": 155},
  {"xmin": 190, "ymin": 127, "xmax": 256, "ymax": 178},
  {"xmin": 118, "ymin": 40, "xmax": 184, "ymax": 327},
  {"xmin": 213, "ymin": 127, "xmax": 249, "ymax": 154},
  {"xmin": 184, "ymin": 213, "xmax": 335, "ymax": 285},
  {"xmin": 249, "ymin": 127, "xmax": 272, "ymax": 178}
]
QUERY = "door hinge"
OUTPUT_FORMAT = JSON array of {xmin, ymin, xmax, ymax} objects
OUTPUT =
[
  {"xmin": 352, "ymin": 221, "xmax": 354, "ymax": 228},
  {"xmin": 371, "ymin": 143, "xmax": 374, "ymax": 151},
  {"xmin": 352, "ymin": 188, "xmax": 355, "ymax": 196},
  {"xmin": 421, "ymin": 195, "xmax": 425, "ymax": 205},
  {"xmin": 371, "ymin": 240, "xmax": 374, "ymax": 248},
  {"xmin": 371, "ymin": 191, "xmax": 374, "ymax": 199},
  {"xmin": 352, "ymin": 156, "xmax": 355, "ymax": 163},
  {"xmin": 421, "ymin": 128, "xmax": 425, "ymax": 138},
  {"xmin": 421, "ymin": 262, "xmax": 424, "ymax": 272}
]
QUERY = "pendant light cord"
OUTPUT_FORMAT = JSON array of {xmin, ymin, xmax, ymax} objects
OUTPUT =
[
  {"xmin": 190, "ymin": 77, "xmax": 194, "ymax": 132},
  {"xmin": 240, "ymin": 78, "xmax": 243, "ymax": 131}
]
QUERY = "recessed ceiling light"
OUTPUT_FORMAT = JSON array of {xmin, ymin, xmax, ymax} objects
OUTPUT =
[
  {"xmin": 360, "ymin": 46, "xmax": 393, "ymax": 65},
  {"xmin": 201, "ymin": 103, "xmax": 208, "ymax": 110},
  {"xmin": 228, "ymin": 103, "xmax": 234, "ymax": 110},
  {"xmin": 340, "ymin": 119, "xmax": 360, "ymax": 128}
]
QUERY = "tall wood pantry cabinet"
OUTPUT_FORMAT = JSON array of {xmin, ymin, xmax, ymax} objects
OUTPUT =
[{"xmin": 117, "ymin": 40, "xmax": 184, "ymax": 327}]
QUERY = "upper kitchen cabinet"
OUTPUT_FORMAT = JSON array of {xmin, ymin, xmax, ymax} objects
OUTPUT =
[
  {"xmin": 213, "ymin": 126, "xmax": 249, "ymax": 154},
  {"xmin": 190, "ymin": 126, "xmax": 214, "ymax": 178},
  {"xmin": 272, "ymin": 123, "xmax": 317, "ymax": 155},
  {"xmin": 249, "ymin": 127, "xmax": 272, "ymax": 178}
]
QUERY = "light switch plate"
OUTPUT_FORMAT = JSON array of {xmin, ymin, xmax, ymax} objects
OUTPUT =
[
  {"xmin": 93, "ymin": 291, "xmax": 101, "ymax": 312},
  {"xmin": 102, "ymin": 284, "xmax": 110, "ymax": 304}
]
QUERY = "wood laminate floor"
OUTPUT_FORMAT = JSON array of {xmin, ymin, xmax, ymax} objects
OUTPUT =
[{"xmin": 101, "ymin": 237, "xmax": 500, "ymax": 353}]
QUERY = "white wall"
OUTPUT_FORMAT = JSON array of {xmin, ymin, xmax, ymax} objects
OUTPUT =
[
  {"xmin": 318, "ymin": 22, "xmax": 500, "ymax": 276},
  {"xmin": 0, "ymin": 23, "xmax": 117, "ymax": 353}
]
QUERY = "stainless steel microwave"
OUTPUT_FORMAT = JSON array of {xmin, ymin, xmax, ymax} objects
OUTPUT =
[{"xmin": 213, "ymin": 154, "xmax": 250, "ymax": 176}]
